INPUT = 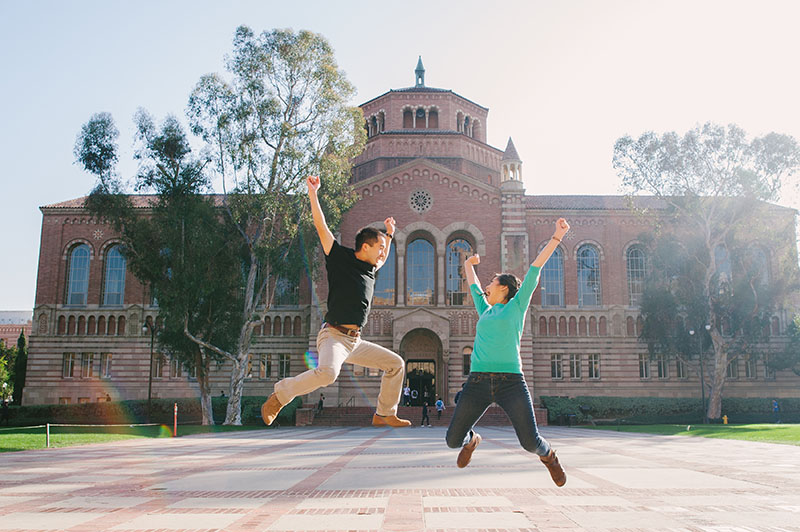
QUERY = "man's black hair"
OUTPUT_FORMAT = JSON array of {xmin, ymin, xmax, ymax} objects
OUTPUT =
[{"xmin": 355, "ymin": 226, "xmax": 388, "ymax": 251}]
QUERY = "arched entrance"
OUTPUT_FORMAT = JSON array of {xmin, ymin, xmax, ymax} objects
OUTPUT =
[{"xmin": 400, "ymin": 328, "xmax": 443, "ymax": 406}]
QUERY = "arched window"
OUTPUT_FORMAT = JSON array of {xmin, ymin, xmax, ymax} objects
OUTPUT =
[
  {"xmin": 577, "ymin": 245, "xmax": 601, "ymax": 307},
  {"xmin": 541, "ymin": 247, "xmax": 564, "ymax": 307},
  {"xmin": 403, "ymin": 109, "xmax": 413, "ymax": 128},
  {"xmin": 446, "ymin": 239, "xmax": 473, "ymax": 306},
  {"xmin": 462, "ymin": 346, "xmax": 472, "ymax": 376},
  {"xmin": 374, "ymin": 242, "xmax": 396, "ymax": 306},
  {"xmin": 274, "ymin": 278, "xmax": 298, "ymax": 306},
  {"xmin": 626, "ymin": 246, "xmax": 646, "ymax": 306},
  {"xmin": 414, "ymin": 108, "xmax": 425, "ymax": 129},
  {"xmin": 67, "ymin": 244, "xmax": 90, "ymax": 305},
  {"xmin": 428, "ymin": 109, "xmax": 439, "ymax": 128},
  {"xmin": 103, "ymin": 246, "xmax": 126, "ymax": 306},
  {"xmin": 749, "ymin": 247, "xmax": 769, "ymax": 287},
  {"xmin": 407, "ymin": 238, "xmax": 434, "ymax": 305}
]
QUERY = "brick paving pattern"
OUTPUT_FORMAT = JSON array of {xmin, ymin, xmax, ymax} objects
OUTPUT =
[{"xmin": 1, "ymin": 426, "xmax": 799, "ymax": 531}]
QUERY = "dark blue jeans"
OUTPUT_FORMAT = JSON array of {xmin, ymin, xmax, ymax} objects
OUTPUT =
[{"xmin": 445, "ymin": 372, "xmax": 551, "ymax": 457}]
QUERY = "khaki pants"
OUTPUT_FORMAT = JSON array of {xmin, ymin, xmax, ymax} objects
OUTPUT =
[{"xmin": 274, "ymin": 326, "xmax": 405, "ymax": 416}]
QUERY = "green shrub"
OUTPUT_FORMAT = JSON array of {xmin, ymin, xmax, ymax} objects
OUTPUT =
[{"xmin": 539, "ymin": 396, "xmax": 798, "ymax": 425}]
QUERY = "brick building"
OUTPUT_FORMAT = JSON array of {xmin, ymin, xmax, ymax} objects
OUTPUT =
[{"xmin": 24, "ymin": 60, "xmax": 799, "ymax": 407}]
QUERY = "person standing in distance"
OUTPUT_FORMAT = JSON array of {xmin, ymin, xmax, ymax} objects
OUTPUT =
[{"xmin": 261, "ymin": 175, "xmax": 411, "ymax": 428}]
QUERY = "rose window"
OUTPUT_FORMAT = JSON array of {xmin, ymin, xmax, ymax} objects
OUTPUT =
[{"xmin": 409, "ymin": 189, "xmax": 433, "ymax": 214}]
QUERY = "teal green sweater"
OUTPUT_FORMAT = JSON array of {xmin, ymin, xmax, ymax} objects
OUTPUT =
[{"xmin": 469, "ymin": 264, "xmax": 541, "ymax": 374}]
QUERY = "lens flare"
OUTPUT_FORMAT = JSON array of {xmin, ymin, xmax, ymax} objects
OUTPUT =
[{"xmin": 303, "ymin": 351, "xmax": 319, "ymax": 369}]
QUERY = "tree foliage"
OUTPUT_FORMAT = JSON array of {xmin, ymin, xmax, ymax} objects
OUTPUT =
[
  {"xmin": 12, "ymin": 332, "xmax": 27, "ymax": 405},
  {"xmin": 77, "ymin": 110, "xmax": 243, "ymax": 425},
  {"xmin": 74, "ymin": 112, "xmax": 119, "ymax": 182},
  {"xmin": 0, "ymin": 345, "xmax": 13, "ymax": 402},
  {"xmin": 75, "ymin": 27, "xmax": 364, "ymax": 425},
  {"xmin": 614, "ymin": 123, "xmax": 800, "ymax": 420},
  {"xmin": 185, "ymin": 27, "xmax": 366, "ymax": 424}
]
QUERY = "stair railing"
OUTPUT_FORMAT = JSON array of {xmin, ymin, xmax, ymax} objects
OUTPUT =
[{"xmin": 341, "ymin": 395, "xmax": 355, "ymax": 413}]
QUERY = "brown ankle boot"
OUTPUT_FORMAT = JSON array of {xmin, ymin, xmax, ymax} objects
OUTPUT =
[
  {"xmin": 372, "ymin": 413, "xmax": 412, "ymax": 427},
  {"xmin": 260, "ymin": 393, "xmax": 284, "ymax": 426},
  {"xmin": 540, "ymin": 449, "xmax": 566, "ymax": 487},
  {"xmin": 457, "ymin": 432, "xmax": 481, "ymax": 468}
]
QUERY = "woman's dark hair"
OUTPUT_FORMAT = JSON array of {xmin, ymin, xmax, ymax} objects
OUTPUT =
[{"xmin": 493, "ymin": 272, "xmax": 521, "ymax": 302}]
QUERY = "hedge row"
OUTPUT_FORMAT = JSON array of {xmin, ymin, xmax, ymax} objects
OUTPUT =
[
  {"xmin": 539, "ymin": 396, "xmax": 800, "ymax": 425},
  {"xmin": 3, "ymin": 396, "xmax": 303, "ymax": 427}
]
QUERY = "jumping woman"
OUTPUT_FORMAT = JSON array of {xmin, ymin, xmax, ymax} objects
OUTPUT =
[{"xmin": 445, "ymin": 218, "xmax": 570, "ymax": 487}]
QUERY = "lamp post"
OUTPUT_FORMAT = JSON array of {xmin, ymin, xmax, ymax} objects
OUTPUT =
[{"xmin": 689, "ymin": 324, "xmax": 712, "ymax": 424}]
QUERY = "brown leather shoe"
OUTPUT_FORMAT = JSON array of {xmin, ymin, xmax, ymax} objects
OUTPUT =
[
  {"xmin": 457, "ymin": 432, "xmax": 481, "ymax": 468},
  {"xmin": 540, "ymin": 449, "xmax": 566, "ymax": 487},
  {"xmin": 261, "ymin": 393, "xmax": 284, "ymax": 426},
  {"xmin": 372, "ymin": 413, "xmax": 412, "ymax": 427}
]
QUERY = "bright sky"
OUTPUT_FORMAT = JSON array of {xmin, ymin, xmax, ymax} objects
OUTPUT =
[{"xmin": 2, "ymin": 0, "xmax": 800, "ymax": 310}]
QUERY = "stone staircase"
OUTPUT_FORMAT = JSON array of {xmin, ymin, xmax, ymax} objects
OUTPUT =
[{"xmin": 299, "ymin": 405, "xmax": 548, "ymax": 427}]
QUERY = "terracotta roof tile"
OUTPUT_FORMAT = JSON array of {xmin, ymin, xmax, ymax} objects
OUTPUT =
[
  {"xmin": 41, "ymin": 194, "xmax": 227, "ymax": 210},
  {"xmin": 525, "ymin": 195, "xmax": 667, "ymax": 211}
]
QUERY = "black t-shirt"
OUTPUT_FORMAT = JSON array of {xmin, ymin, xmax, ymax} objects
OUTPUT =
[{"xmin": 324, "ymin": 240, "xmax": 376, "ymax": 327}]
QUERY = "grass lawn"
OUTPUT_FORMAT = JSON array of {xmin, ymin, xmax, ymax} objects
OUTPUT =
[
  {"xmin": 580, "ymin": 423, "xmax": 800, "ymax": 446},
  {"xmin": 0, "ymin": 424, "xmax": 270, "ymax": 453}
]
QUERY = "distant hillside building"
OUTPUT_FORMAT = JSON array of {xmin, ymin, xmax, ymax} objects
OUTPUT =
[
  {"xmin": 23, "ymin": 60, "xmax": 799, "ymax": 407},
  {"xmin": 0, "ymin": 311, "xmax": 32, "ymax": 348}
]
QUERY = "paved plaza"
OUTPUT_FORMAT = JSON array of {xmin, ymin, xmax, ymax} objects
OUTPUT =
[{"xmin": 1, "ymin": 425, "xmax": 799, "ymax": 531}]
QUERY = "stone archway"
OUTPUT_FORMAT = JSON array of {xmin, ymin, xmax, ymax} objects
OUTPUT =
[{"xmin": 399, "ymin": 328, "xmax": 443, "ymax": 406}]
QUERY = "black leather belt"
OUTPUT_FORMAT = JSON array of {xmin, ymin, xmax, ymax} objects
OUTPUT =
[{"xmin": 323, "ymin": 323, "xmax": 361, "ymax": 337}]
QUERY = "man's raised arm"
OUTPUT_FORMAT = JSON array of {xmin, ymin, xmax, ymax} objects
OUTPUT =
[{"xmin": 307, "ymin": 175, "xmax": 335, "ymax": 255}]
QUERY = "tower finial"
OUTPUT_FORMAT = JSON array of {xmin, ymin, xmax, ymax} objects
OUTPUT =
[{"xmin": 415, "ymin": 56, "xmax": 425, "ymax": 87}]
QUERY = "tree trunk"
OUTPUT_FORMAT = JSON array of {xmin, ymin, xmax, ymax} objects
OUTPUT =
[
  {"xmin": 223, "ymin": 249, "xmax": 259, "ymax": 425},
  {"xmin": 706, "ymin": 332, "xmax": 727, "ymax": 420},
  {"xmin": 196, "ymin": 353, "xmax": 214, "ymax": 426},
  {"xmin": 223, "ymin": 356, "xmax": 248, "ymax": 425}
]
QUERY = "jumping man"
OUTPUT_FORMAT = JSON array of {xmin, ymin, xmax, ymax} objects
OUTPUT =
[{"xmin": 261, "ymin": 175, "xmax": 411, "ymax": 428}]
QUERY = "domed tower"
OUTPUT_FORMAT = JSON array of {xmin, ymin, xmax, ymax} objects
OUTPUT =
[{"xmin": 500, "ymin": 137, "xmax": 528, "ymax": 275}]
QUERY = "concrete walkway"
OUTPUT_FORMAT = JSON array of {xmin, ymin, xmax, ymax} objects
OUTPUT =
[{"xmin": 1, "ymin": 426, "xmax": 799, "ymax": 531}]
